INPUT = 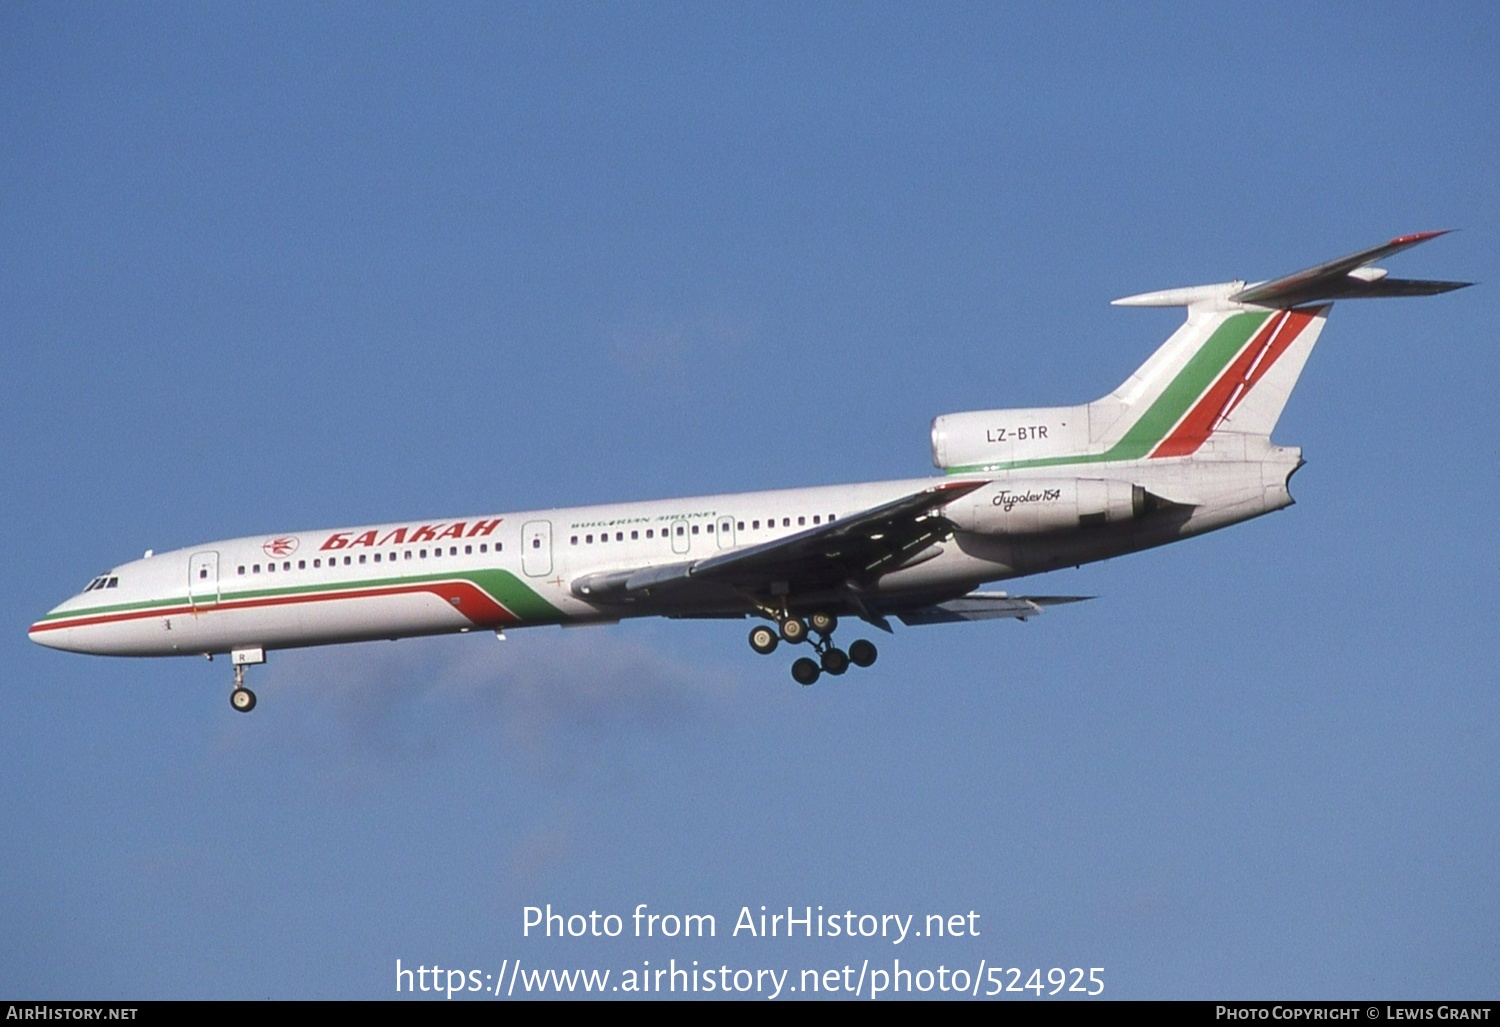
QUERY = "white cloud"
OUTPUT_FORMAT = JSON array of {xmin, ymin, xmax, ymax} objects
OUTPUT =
[{"xmin": 256, "ymin": 627, "xmax": 743, "ymax": 774}]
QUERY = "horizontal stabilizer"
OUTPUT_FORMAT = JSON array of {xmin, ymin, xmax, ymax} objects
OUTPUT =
[
  {"xmin": 1230, "ymin": 231, "xmax": 1471, "ymax": 307},
  {"xmin": 896, "ymin": 591, "xmax": 1091, "ymax": 626},
  {"xmin": 1111, "ymin": 231, "xmax": 1471, "ymax": 310}
]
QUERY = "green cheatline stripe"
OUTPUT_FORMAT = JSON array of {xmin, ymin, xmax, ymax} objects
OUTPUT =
[
  {"xmin": 39, "ymin": 568, "xmax": 562, "ymax": 624},
  {"xmin": 944, "ymin": 311, "xmax": 1271, "ymax": 475}
]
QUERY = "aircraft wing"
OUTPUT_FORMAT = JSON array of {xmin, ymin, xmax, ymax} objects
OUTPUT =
[
  {"xmin": 894, "ymin": 591, "xmax": 1091, "ymax": 625},
  {"xmin": 571, "ymin": 479, "xmax": 988, "ymax": 603}
]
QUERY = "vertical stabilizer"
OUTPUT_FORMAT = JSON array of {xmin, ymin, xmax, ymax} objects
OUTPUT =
[{"xmin": 934, "ymin": 234, "xmax": 1466, "ymax": 475}]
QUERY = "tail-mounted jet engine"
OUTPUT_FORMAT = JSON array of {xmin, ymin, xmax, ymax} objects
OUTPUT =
[{"xmin": 944, "ymin": 478, "xmax": 1184, "ymax": 535}]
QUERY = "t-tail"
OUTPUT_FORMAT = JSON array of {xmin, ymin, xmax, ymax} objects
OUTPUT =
[{"xmin": 932, "ymin": 232, "xmax": 1470, "ymax": 475}]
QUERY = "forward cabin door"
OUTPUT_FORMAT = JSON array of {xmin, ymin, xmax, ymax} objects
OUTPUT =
[
  {"xmin": 521, "ymin": 520, "xmax": 552, "ymax": 577},
  {"xmin": 188, "ymin": 551, "xmax": 220, "ymax": 610}
]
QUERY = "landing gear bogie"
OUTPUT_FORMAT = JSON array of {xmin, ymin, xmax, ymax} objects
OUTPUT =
[{"xmin": 762, "ymin": 606, "xmax": 879, "ymax": 685}]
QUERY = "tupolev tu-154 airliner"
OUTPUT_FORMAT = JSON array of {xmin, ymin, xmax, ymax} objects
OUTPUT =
[{"xmin": 30, "ymin": 234, "xmax": 1469, "ymax": 711}]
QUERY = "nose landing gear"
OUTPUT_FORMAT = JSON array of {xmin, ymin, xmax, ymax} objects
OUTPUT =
[{"xmin": 228, "ymin": 647, "xmax": 265, "ymax": 713}]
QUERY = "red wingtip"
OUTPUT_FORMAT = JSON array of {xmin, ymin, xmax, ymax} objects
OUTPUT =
[{"xmin": 1390, "ymin": 230, "xmax": 1452, "ymax": 245}]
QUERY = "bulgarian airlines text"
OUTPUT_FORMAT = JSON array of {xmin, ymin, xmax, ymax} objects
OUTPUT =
[{"xmin": 395, "ymin": 959, "xmax": 1104, "ymax": 999}]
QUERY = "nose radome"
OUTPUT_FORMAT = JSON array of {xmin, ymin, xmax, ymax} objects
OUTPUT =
[{"xmin": 29, "ymin": 616, "xmax": 68, "ymax": 650}]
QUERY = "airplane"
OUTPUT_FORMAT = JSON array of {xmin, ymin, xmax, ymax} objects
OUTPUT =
[{"xmin": 29, "ymin": 233, "xmax": 1469, "ymax": 711}]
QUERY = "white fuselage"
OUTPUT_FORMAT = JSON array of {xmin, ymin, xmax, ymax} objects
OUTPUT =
[{"xmin": 30, "ymin": 446, "xmax": 1299, "ymax": 660}]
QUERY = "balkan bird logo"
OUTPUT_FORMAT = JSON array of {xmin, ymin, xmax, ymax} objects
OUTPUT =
[{"xmin": 262, "ymin": 537, "xmax": 299, "ymax": 558}]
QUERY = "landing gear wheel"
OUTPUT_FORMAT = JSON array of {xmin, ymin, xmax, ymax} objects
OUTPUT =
[
  {"xmin": 848, "ymin": 639, "xmax": 878, "ymax": 668},
  {"xmin": 808, "ymin": 612, "xmax": 838, "ymax": 636},
  {"xmin": 791, "ymin": 657, "xmax": 821, "ymax": 686},
  {"xmin": 821, "ymin": 647, "xmax": 849, "ymax": 676},
  {"xmin": 230, "ymin": 687, "xmax": 257, "ymax": 713},
  {"xmin": 748, "ymin": 625, "xmax": 779, "ymax": 655},
  {"xmin": 779, "ymin": 616, "xmax": 809, "ymax": 645}
]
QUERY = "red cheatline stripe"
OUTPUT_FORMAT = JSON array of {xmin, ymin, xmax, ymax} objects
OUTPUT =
[
  {"xmin": 1149, "ymin": 307, "xmax": 1318, "ymax": 458},
  {"xmin": 28, "ymin": 580, "xmax": 518, "ymax": 634}
]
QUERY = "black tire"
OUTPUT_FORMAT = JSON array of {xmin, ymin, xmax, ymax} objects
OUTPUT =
[
  {"xmin": 779, "ymin": 616, "xmax": 808, "ymax": 644},
  {"xmin": 821, "ymin": 647, "xmax": 849, "ymax": 676},
  {"xmin": 749, "ymin": 625, "xmax": 779, "ymax": 655},
  {"xmin": 791, "ymin": 657, "xmax": 820, "ymax": 686},
  {"xmin": 808, "ymin": 612, "xmax": 838, "ymax": 636},
  {"xmin": 848, "ymin": 639, "xmax": 878, "ymax": 668},
  {"xmin": 231, "ymin": 687, "xmax": 257, "ymax": 713}
]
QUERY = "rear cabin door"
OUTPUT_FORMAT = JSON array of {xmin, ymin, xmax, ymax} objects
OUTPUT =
[{"xmin": 521, "ymin": 520, "xmax": 552, "ymax": 577}]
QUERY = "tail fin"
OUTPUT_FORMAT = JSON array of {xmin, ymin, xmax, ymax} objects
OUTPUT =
[
  {"xmin": 932, "ymin": 234, "xmax": 1468, "ymax": 475},
  {"xmin": 1097, "ymin": 231, "xmax": 1470, "ymax": 457}
]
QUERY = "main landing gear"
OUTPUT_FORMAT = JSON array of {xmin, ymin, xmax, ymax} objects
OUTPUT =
[{"xmin": 747, "ymin": 613, "xmax": 878, "ymax": 686}]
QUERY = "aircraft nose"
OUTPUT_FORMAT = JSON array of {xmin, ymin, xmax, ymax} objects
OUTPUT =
[{"xmin": 29, "ymin": 605, "xmax": 76, "ymax": 651}]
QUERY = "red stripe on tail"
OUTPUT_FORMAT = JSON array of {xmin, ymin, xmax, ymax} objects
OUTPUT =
[{"xmin": 1150, "ymin": 308, "xmax": 1317, "ymax": 458}]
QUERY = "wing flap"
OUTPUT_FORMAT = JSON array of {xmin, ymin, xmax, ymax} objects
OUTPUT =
[{"xmin": 895, "ymin": 591, "xmax": 1091, "ymax": 625}]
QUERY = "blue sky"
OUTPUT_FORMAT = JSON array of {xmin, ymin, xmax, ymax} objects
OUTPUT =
[{"xmin": 2, "ymin": 3, "xmax": 1495, "ymax": 999}]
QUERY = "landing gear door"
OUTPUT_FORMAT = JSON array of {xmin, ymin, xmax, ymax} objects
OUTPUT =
[
  {"xmin": 717, "ymin": 516, "xmax": 736, "ymax": 549},
  {"xmin": 521, "ymin": 520, "xmax": 552, "ymax": 577},
  {"xmin": 188, "ymin": 551, "xmax": 220, "ymax": 609}
]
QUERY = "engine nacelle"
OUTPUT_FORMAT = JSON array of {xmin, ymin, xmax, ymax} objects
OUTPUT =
[
  {"xmin": 931, "ymin": 404, "xmax": 1091, "ymax": 471},
  {"xmin": 945, "ymin": 478, "xmax": 1157, "ymax": 535}
]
